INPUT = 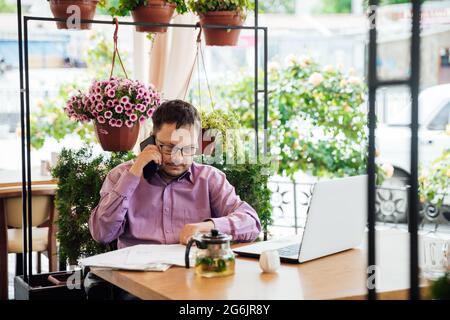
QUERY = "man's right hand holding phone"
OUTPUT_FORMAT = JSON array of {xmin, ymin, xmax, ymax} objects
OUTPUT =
[{"xmin": 129, "ymin": 145, "xmax": 162, "ymax": 177}]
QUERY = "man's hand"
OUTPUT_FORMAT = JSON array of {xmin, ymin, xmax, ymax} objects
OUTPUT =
[
  {"xmin": 179, "ymin": 221, "xmax": 215, "ymax": 245},
  {"xmin": 129, "ymin": 144, "xmax": 162, "ymax": 177}
]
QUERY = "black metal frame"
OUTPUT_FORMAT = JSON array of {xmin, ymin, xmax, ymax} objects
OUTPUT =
[
  {"xmin": 367, "ymin": 0, "xmax": 422, "ymax": 300},
  {"xmin": 15, "ymin": 1, "xmax": 268, "ymax": 285}
]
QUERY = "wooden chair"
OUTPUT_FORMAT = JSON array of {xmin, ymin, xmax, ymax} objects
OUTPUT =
[{"xmin": 0, "ymin": 185, "xmax": 58, "ymax": 300}]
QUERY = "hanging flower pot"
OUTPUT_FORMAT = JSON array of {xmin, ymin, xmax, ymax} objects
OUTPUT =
[
  {"xmin": 131, "ymin": 0, "xmax": 177, "ymax": 33},
  {"xmin": 199, "ymin": 11, "xmax": 244, "ymax": 46},
  {"xmin": 201, "ymin": 128, "xmax": 216, "ymax": 155},
  {"xmin": 94, "ymin": 120, "xmax": 141, "ymax": 152},
  {"xmin": 64, "ymin": 19, "xmax": 161, "ymax": 152},
  {"xmin": 48, "ymin": 0, "xmax": 99, "ymax": 30},
  {"xmin": 65, "ymin": 77, "xmax": 161, "ymax": 152}
]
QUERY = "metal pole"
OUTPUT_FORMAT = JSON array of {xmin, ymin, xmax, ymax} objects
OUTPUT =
[
  {"xmin": 409, "ymin": 0, "xmax": 421, "ymax": 300},
  {"xmin": 263, "ymin": 27, "xmax": 268, "ymax": 155},
  {"xmin": 24, "ymin": 16, "xmax": 265, "ymax": 30},
  {"xmin": 254, "ymin": 0, "xmax": 259, "ymax": 154},
  {"xmin": 367, "ymin": 0, "xmax": 378, "ymax": 301},
  {"xmin": 16, "ymin": 0, "xmax": 28, "ymax": 283},
  {"xmin": 23, "ymin": 16, "xmax": 33, "ymax": 280}
]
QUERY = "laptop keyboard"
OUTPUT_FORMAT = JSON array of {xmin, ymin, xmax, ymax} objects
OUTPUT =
[{"xmin": 277, "ymin": 244, "xmax": 301, "ymax": 257}]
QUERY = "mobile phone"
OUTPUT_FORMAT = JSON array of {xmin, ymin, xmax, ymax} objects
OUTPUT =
[{"xmin": 140, "ymin": 135, "xmax": 159, "ymax": 180}]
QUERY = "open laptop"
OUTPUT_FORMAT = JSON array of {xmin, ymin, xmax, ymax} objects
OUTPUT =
[{"xmin": 233, "ymin": 175, "xmax": 368, "ymax": 263}]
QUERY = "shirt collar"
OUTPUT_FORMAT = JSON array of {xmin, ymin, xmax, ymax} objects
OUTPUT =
[{"xmin": 177, "ymin": 164, "xmax": 194, "ymax": 184}]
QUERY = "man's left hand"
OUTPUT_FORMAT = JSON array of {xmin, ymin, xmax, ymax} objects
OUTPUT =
[{"xmin": 179, "ymin": 221, "xmax": 215, "ymax": 245}]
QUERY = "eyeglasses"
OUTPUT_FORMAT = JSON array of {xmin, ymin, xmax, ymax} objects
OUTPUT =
[{"xmin": 156, "ymin": 139, "xmax": 197, "ymax": 156}]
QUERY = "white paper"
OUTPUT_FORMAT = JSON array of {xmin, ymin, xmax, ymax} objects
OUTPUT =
[{"xmin": 80, "ymin": 244, "xmax": 195, "ymax": 272}]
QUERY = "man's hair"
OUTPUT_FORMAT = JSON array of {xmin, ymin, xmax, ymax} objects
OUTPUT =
[{"xmin": 152, "ymin": 99, "xmax": 200, "ymax": 133}]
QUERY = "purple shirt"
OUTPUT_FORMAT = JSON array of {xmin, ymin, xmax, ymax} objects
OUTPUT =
[{"xmin": 89, "ymin": 160, "xmax": 261, "ymax": 249}]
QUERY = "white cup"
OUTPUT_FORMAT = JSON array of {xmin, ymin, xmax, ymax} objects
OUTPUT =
[{"xmin": 259, "ymin": 250, "xmax": 281, "ymax": 273}]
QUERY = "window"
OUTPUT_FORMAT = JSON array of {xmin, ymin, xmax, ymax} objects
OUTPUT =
[{"xmin": 428, "ymin": 102, "xmax": 450, "ymax": 130}]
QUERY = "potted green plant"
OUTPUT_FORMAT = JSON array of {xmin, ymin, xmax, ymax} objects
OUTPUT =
[
  {"xmin": 51, "ymin": 146, "xmax": 136, "ymax": 266},
  {"xmin": 106, "ymin": 0, "xmax": 188, "ymax": 33},
  {"xmin": 429, "ymin": 272, "xmax": 450, "ymax": 300},
  {"xmin": 64, "ymin": 77, "xmax": 161, "ymax": 151},
  {"xmin": 48, "ymin": 0, "xmax": 99, "ymax": 30},
  {"xmin": 199, "ymin": 108, "xmax": 240, "ymax": 155},
  {"xmin": 198, "ymin": 108, "xmax": 273, "ymax": 239},
  {"xmin": 187, "ymin": 0, "xmax": 253, "ymax": 46}
]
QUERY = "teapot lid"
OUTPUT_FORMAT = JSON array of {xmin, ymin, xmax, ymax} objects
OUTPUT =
[{"xmin": 199, "ymin": 229, "xmax": 231, "ymax": 244}]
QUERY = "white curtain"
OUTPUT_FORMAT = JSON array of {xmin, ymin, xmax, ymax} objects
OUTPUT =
[{"xmin": 133, "ymin": 13, "xmax": 198, "ymax": 152}]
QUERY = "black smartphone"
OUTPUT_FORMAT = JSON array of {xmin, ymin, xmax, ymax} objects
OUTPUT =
[{"xmin": 139, "ymin": 135, "xmax": 159, "ymax": 180}]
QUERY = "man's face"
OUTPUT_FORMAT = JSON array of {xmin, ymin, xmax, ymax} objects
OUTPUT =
[{"xmin": 154, "ymin": 123, "xmax": 198, "ymax": 177}]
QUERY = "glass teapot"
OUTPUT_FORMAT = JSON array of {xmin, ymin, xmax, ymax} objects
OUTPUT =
[{"xmin": 185, "ymin": 229, "xmax": 235, "ymax": 278}]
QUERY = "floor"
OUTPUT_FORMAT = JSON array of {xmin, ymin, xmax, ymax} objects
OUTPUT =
[{"xmin": 7, "ymin": 252, "xmax": 49, "ymax": 300}]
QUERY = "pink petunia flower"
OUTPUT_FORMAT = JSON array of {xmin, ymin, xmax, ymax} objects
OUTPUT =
[
  {"xmin": 135, "ymin": 104, "xmax": 144, "ymax": 112},
  {"xmin": 109, "ymin": 118, "xmax": 117, "ymax": 127},
  {"xmin": 107, "ymin": 89, "xmax": 116, "ymax": 98},
  {"xmin": 146, "ymin": 108, "xmax": 154, "ymax": 118},
  {"xmin": 125, "ymin": 120, "xmax": 134, "ymax": 128},
  {"xmin": 129, "ymin": 113, "xmax": 138, "ymax": 122},
  {"xmin": 116, "ymin": 119, "xmax": 123, "ymax": 128},
  {"xmin": 120, "ymin": 96, "xmax": 130, "ymax": 104},
  {"xmin": 139, "ymin": 115, "xmax": 146, "ymax": 124},
  {"xmin": 115, "ymin": 105, "xmax": 124, "ymax": 114},
  {"xmin": 104, "ymin": 111, "xmax": 113, "ymax": 119},
  {"xmin": 97, "ymin": 116, "xmax": 106, "ymax": 124}
]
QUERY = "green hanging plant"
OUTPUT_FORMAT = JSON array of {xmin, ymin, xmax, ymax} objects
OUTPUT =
[
  {"xmin": 102, "ymin": 0, "xmax": 188, "ymax": 16},
  {"xmin": 187, "ymin": 0, "xmax": 253, "ymax": 14}
]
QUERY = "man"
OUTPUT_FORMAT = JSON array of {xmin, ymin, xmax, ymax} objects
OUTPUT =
[{"xmin": 89, "ymin": 99, "xmax": 261, "ymax": 248}]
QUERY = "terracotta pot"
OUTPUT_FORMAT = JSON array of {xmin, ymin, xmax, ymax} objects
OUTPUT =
[
  {"xmin": 49, "ymin": 0, "xmax": 98, "ymax": 30},
  {"xmin": 94, "ymin": 122, "xmax": 140, "ymax": 152},
  {"xmin": 131, "ymin": 0, "xmax": 176, "ymax": 33},
  {"xmin": 201, "ymin": 128, "xmax": 216, "ymax": 155},
  {"xmin": 199, "ymin": 11, "xmax": 244, "ymax": 46}
]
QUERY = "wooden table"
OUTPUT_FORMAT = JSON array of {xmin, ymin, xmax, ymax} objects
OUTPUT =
[{"xmin": 91, "ymin": 229, "xmax": 430, "ymax": 300}]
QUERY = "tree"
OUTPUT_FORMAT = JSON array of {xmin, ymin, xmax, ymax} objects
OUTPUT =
[{"xmin": 0, "ymin": 0, "xmax": 15, "ymax": 13}]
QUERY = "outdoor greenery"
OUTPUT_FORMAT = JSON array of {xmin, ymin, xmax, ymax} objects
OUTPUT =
[
  {"xmin": 430, "ymin": 272, "xmax": 450, "ymax": 300},
  {"xmin": 212, "ymin": 56, "xmax": 371, "ymax": 180},
  {"xmin": 30, "ymin": 84, "xmax": 96, "ymax": 150},
  {"xmin": 0, "ymin": 0, "xmax": 15, "ymax": 13},
  {"xmin": 51, "ymin": 146, "xmax": 135, "ymax": 265},
  {"xmin": 101, "ymin": 0, "xmax": 189, "ymax": 16},
  {"xmin": 30, "ymin": 32, "xmax": 128, "ymax": 150},
  {"xmin": 318, "ymin": 0, "xmax": 415, "ymax": 14},
  {"xmin": 257, "ymin": 0, "xmax": 295, "ymax": 14},
  {"xmin": 419, "ymin": 149, "xmax": 450, "ymax": 208}
]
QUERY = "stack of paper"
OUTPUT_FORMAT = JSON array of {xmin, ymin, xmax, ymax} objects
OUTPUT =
[{"xmin": 80, "ymin": 244, "xmax": 195, "ymax": 271}]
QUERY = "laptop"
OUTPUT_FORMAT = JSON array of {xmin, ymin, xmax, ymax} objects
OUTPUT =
[{"xmin": 233, "ymin": 175, "xmax": 368, "ymax": 263}]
